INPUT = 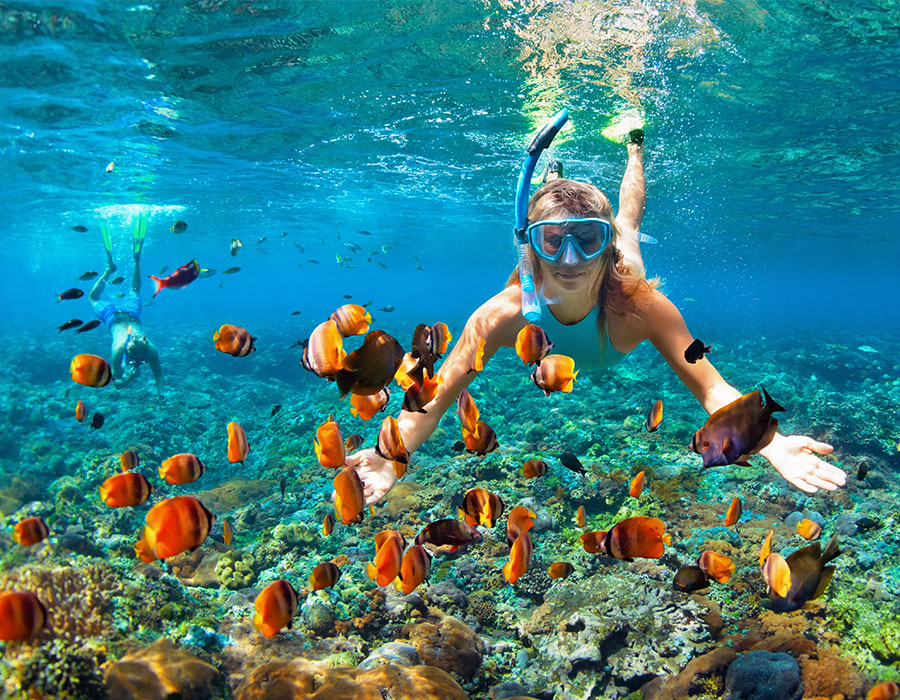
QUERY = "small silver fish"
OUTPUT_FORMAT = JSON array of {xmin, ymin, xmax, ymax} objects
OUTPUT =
[{"xmin": 858, "ymin": 345, "xmax": 879, "ymax": 354}]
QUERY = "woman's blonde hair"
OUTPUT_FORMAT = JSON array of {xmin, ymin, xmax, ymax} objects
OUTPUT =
[{"xmin": 506, "ymin": 178, "xmax": 657, "ymax": 321}]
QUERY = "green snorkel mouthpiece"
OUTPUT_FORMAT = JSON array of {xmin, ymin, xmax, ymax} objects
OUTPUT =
[{"xmin": 514, "ymin": 108, "xmax": 569, "ymax": 322}]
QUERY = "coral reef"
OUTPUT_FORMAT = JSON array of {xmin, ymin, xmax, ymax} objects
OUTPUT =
[
  {"xmin": 105, "ymin": 638, "xmax": 225, "ymax": 700},
  {"xmin": 215, "ymin": 549, "xmax": 257, "ymax": 589}
]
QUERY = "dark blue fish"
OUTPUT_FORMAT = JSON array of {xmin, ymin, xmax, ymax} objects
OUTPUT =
[
  {"xmin": 91, "ymin": 413, "xmax": 105, "ymax": 430},
  {"xmin": 58, "ymin": 319, "xmax": 83, "ymax": 332},
  {"xmin": 75, "ymin": 320, "xmax": 101, "ymax": 333},
  {"xmin": 770, "ymin": 536, "xmax": 841, "ymax": 613},
  {"xmin": 559, "ymin": 452, "xmax": 586, "ymax": 475},
  {"xmin": 77, "ymin": 271, "xmax": 99, "ymax": 281}
]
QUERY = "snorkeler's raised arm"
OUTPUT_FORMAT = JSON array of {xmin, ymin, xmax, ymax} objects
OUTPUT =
[
  {"xmin": 614, "ymin": 141, "xmax": 647, "ymax": 276},
  {"xmin": 642, "ymin": 289, "xmax": 846, "ymax": 493}
]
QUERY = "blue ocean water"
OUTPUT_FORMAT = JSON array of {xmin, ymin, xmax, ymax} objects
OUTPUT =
[{"xmin": 1, "ymin": 1, "xmax": 899, "ymax": 698}]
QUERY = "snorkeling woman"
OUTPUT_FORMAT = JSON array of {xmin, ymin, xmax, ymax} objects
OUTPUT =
[
  {"xmin": 88, "ymin": 211, "xmax": 163, "ymax": 394},
  {"xmin": 346, "ymin": 110, "xmax": 846, "ymax": 504}
]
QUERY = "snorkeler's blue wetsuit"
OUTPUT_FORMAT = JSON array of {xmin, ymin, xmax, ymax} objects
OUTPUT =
[
  {"xmin": 539, "ymin": 298, "xmax": 627, "ymax": 369},
  {"xmin": 92, "ymin": 293, "xmax": 142, "ymax": 328}
]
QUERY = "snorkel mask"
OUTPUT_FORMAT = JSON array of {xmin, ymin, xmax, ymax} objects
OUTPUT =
[{"xmin": 514, "ymin": 108, "xmax": 569, "ymax": 323}]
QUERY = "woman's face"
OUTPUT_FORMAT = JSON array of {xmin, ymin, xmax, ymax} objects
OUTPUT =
[{"xmin": 536, "ymin": 211, "xmax": 609, "ymax": 297}]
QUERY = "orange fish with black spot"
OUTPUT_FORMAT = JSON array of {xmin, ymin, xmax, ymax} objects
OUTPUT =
[
  {"xmin": 322, "ymin": 513, "xmax": 335, "ymax": 537},
  {"xmin": 120, "ymin": 450, "xmax": 140, "ymax": 472},
  {"xmin": 461, "ymin": 420, "xmax": 498, "ymax": 456},
  {"xmin": 314, "ymin": 415, "xmax": 346, "ymax": 468},
  {"xmin": 796, "ymin": 518, "xmax": 821, "ymax": 540},
  {"xmin": 428, "ymin": 322, "xmax": 452, "ymax": 357},
  {"xmin": 629, "ymin": 471, "xmax": 645, "ymax": 498},
  {"xmin": 396, "ymin": 545, "xmax": 431, "ymax": 594},
  {"xmin": 367, "ymin": 530, "xmax": 406, "ymax": 587},
  {"xmin": 333, "ymin": 467, "xmax": 365, "ymax": 525},
  {"xmin": 100, "ymin": 471, "xmax": 153, "ymax": 508},
  {"xmin": 504, "ymin": 531, "xmax": 533, "ymax": 584},
  {"xmin": 522, "ymin": 459, "xmax": 547, "ymax": 479},
  {"xmin": 301, "ymin": 319, "xmax": 346, "ymax": 378},
  {"xmin": 375, "ymin": 415, "xmax": 409, "ymax": 465},
  {"xmin": 310, "ymin": 561, "xmax": 341, "ymax": 590},
  {"xmin": 576, "ymin": 505, "xmax": 586, "ymax": 528},
  {"xmin": 329, "ymin": 303, "xmax": 372, "ymax": 337},
  {"xmin": 645, "ymin": 399, "xmax": 663, "ymax": 432},
  {"xmin": 698, "ymin": 551, "xmax": 736, "ymax": 584},
  {"xmin": 531, "ymin": 354, "xmax": 577, "ymax": 396},
  {"xmin": 0, "ymin": 591, "xmax": 47, "ymax": 641},
  {"xmin": 158, "ymin": 453, "xmax": 206, "ymax": 485},
  {"xmin": 254, "ymin": 579, "xmax": 299, "ymax": 637},
  {"xmin": 13, "ymin": 516, "xmax": 49, "ymax": 546},
  {"xmin": 516, "ymin": 324, "xmax": 554, "ymax": 365},
  {"xmin": 344, "ymin": 433, "xmax": 363, "ymax": 452},
  {"xmin": 868, "ymin": 682, "xmax": 900, "ymax": 700},
  {"xmin": 724, "ymin": 497, "xmax": 742, "ymax": 526},
  {"xmin": 393, "ymin": 353, "xmax": 419, "ymax": 391},
  {"xmin": 75, "ymin": 400, "xmax": 87, "ymax": 422},
  {"xmin": 458, "ymin": 487, "xmax": 505, "ymax": 528},
  {"xmin": 402, "ymin": 370, "xmax": 443, "ymax": 414},
  {"xmin": 227, "ymin": 421, "xmax": 249, "ymax": 464},
  {"xmin": 548, "ymin": 562, "xmax": 574, "ymax": 579},
  {"xmin": 580, "ymin": 516, "xmax": 670, "ymax": 560},
  {"xmin": 213, "ymin": 324, "xmax": 257, "ymax": 357},
  {"xmin": 334, "ymin": 330, "xmax": 405, "ymax": 398},
  {"xmin": 349, "ymin": 388, "xmax": 390, "ymax": 421},
  {"xmin": 141, "ymin": 495, "xmax": 215, "ymax": 560},
  {"xmin": 70, "ymin": 353, "xmax": 112, "ymax": 387},
  {"xmin": 457, "ymin": 389, "xmax": 480, "ymax": 435},
  {"xmin": 506, "ymin": 506, "xmax": 536, "ymax": 547}
]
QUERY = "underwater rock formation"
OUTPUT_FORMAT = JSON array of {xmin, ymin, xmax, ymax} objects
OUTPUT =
[
  {"xmin": 722, "ymin": 650, "xmax": 802, "ymax": 700},
  {"xmin": 105, "ymin": 638, "xmax": 224, "ymax": 700}
]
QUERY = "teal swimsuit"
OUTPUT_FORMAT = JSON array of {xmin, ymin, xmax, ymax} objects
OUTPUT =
[{"xmin": 538, "ymin": 299, "xmax": 628, "ymax": 369}]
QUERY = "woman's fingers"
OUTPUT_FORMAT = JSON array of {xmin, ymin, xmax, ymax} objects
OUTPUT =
[
  {"xmin": 805, "ymin": 473, "xmax": 838, "ymax": 491},
  {"xmin": 804, "ymin": 438, "xmax": 834, "ymax": 455},
  {"xmin": 816, "ymin": 462, "xmax": 846, "ymax": 485}
]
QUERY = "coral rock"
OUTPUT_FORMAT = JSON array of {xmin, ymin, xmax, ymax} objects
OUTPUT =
[
  {"xmin": 405, "ymin": 615, "xmax": 485, "ymax": 680},
  {"xmin": 641, "ymin": 646, "xmax": 737, "ymax": 700},
  {"xmin": 723, "ymin": 650, "xmax": 802, "ymax": 700},
  {"xmin": 105, "ymin": 638, "xmax": 224, "ymax": 700},
  {"xmin": 799, "ymin": 649, "xmax": 867, "ymax": 699}
]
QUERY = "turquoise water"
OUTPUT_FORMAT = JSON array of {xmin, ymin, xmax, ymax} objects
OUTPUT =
[{"xmin": 1, "ymin": 1, "xmax": 899, "ymax": 699}]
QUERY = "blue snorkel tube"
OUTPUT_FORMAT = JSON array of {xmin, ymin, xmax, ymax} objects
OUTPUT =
[{"xmin": 514, "ymin": 108, "xmax": 569, "ymax": 323}]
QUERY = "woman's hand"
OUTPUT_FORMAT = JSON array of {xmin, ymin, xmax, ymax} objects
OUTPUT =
[
  {"xmin": 760, "ymin": 434, "xmax": 846, "ymax": 493},
  {"xmin": 343, "ymin": 448, "xmax": 398, "ymax": 505}
]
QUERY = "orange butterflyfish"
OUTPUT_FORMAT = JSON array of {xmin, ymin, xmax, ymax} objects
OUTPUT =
[
  {"xmin": 134, "ymin": 536, "xmax": 159, "ymax": 563},
  {"xmin": 629, "ymin": 471, "xmax": 645, "ymax": 498},
  {"xmin": 349, "ymin": 388, "xmax": 390, "ymax": 421},
  {"xmin": 0, "ymin": 591, "xmax": 47, "ymax": 641},
  {"xmin": 120, "ymin": 450, "xmax": 140, "ymax": 472},
  {"xmin": 142, "ymin": 495, "xmax": 215, "ymax": 560},
  {"xmin": 645, "ymin": 399, "xmax": 663, "ymax": 432},
  {"xmin": 395, "ymin": 545, "xmax": 431, "ymax": 594},
  {"xmin": 13, "ymin": 516, "xmax": 49, "ymax": 546},
  {"xmin": 75, "ymin": 400, "xmax": 87, "ymax": 422},
  {"xmin": 504, "ymin": 531, "xmax": 533, "ymax": 584},
  {"xmin": 796, "ymin": 518, "xmax": 822, "ymax": 540},
  {"xmin": 759, "ymin": 530, "xmax": 774, "ymax": 567},
  {"xmin": 301, "ymin": 320, "xmax": 346, "ymax": 378},
  {"xmin": 329, "ymin": 303, "xmax": 372, "ymax": 337},
  {"xmin": 158, "ymin": 452, "xmax": 206, "ymax": 485},
  {"xmin": 223, "ymin": 518, "xmax": 234, "ymax": 546},
  {"xmin": 213, "ymin": 324, "xmax": 257, "ymax": 357},
  {"xmin": 576, "ymin": 505, "xmax": 586, "ymax": 528},
  {"xmin": 515, "ymin": 324, "xmax": 554, "ymax": 365},
  {"xmin": 762, "ymin": 552, "xmax": 792, "ymax": 598},
  {"xmin": 100, "ymin": 472, "xmax": 153, "ymax": 508},
  {"xmin": 461, "ymin": 420, "xmax": 499, "ymax": 456},
  {"xmin": 375, "ymin": 415, "xmax": 409, "ymax": 465},
  {"xmin": 322, "ymin": 513, "xmax": 335, "ymax": 537},
  {"xmin": 581, "ymin": 516, "xmax": 670, "ymax": 560},
  {"xmin": 530, "ymin": 354, "xmax": 578, "ymax": 396},
  {"xmin": 456, "ymin": 389, "xmax": 480, "ymax": 435},
  {"xmin": 314, "ymin": 415, "xmax": 346, "ymax": 468},
  {"xmin": 333, "ymin": 467, "xmax": 365, "ymax": 525},
  {"xmin": 227, "ymin": 421, "xmax": 250, "ymax": 464},
  {"xmin": 334, "ymin": 330, "xmax": 405, "ymax": 398},
  {"xmin": 393, "ymin": 353, "xmax": 419, "ymax": 391},
  {"xmin": 401, "ymin": 370, "xmax": 443, "ymax": 414},
  {"xmin": 367, "ymin": 530, "xmax": 406, "ymax": 587},
  {"xmin": 522, "ymin": 459, "xmax": 547, "ymax": 479},
  {"xmin": 392, "ymin": 459, "xmax": 407, "ymax": 479},
  {"xmin": 469, "ymin": 336, "xmax": 486, "ymax": 373},
  {"xmin": 548, "ymin": 562, "xmax": 575, "ymax": 579},
  {"xmin": 458, "ymin": 487, "xmax": 505, "ymax": 528},
  {"xmin": 309, "ymin": 561, "xmax": 341, "ymax": 591},
  {"xmin": 428, "ymin": 322, "xmax": 452, "ymax": 356},
  {"xmin": 253, "ymin": 579, "xmax": 299, "ymax": 637},
  {"xmin": 344, "ymin": 433, "xmax": 364, "ymax": 452},
  {"xmin": 697, "ymin": 551, "xmax": 736, "ymax": 584},
  {"xmin": 506, "ymin": 506, "xmax": 536, "ymax": 547},
  {"xmin": 867, "ymin": 682, "xmax": 900, "ymax": 700},
  {"xmin": 724, "ymin": 497, "xmax": 743, "ymax": 526},
  {"xmin": 70, "ymin": 353, "xmax": 112, "ymax": 387}
]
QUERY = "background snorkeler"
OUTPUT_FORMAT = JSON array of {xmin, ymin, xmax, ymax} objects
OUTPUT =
[
  {"xmin": 88, "ymin": 211, "xmax": 163, "ymax": 394},
  {"xmin": 344, "ymin": 110, "xmax": 846, "ymax": 504}
]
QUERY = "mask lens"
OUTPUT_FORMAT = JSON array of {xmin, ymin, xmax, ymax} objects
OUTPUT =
[{"xmin": 529, "ymin": 219, "xmax": 609, "ymax": 261}]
